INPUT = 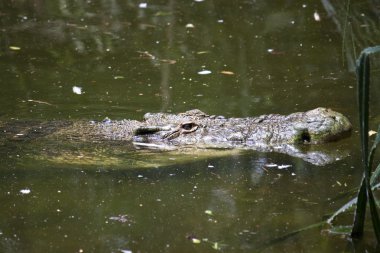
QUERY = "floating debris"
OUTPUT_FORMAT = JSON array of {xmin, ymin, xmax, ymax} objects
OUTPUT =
[
  {"xmin": 137, "ymin": 51, "xmax": 176, "ymax": 64},
  {"xmin": 186, "ymin": 23, "xmax": 195, "ymax": 28},
  {"xmin": 139, "ymin": 3, "xmax": 147, "ymax": 8},
  {"xmin": 27, "ymin": 99, "xmax": 53, "ymax": 106},
  {"xmin": 369, "ymin": 130, "xmax": 377, "ymax": 136},
  {"xmin": 267, "ymin": 48, "xmax": 285, "ymax": 55},
  {"xmin": 191, "ymin": 238, "xmax": 201, "ymax": 244},
  {"xmin": 119, "ymin": 249, "xmax": 132, "ymax": 253},
  {"xmin": 204, "ymin": 210, "xmax": 213, "ymax": 215},
  {"xmin": 9, "ymin": 46, "xmax": 21, "ymax": 51},
  {"xmin": 264, "ymin": 163, "xmax": 278, "ymax": 168},
  {"xmin": 160, "ymin": 59, "xmax": 176, "ymax": 64},
  {"xmin": 220, "ymin": 70, "xmax": 234, "ymax": 75},
  {"xmin": 72, "ymin": 86, "xmax": 83, "ymax": 95},
  {"xmin": 137, "ymin": 51, "xmax": 156, "ymax": 60},
  {"xmin": 314, "ymin": 11, "xmax": 321, "ymax": 21},
  {"xmin": 186, "ymin": 234, "xmax": 201, "ymax": 244},
  {"xmin": 20, "ymin": 188, "xmax": 31, "ymax": 194},
  {"xmin": 278, "ymin": 164, "xmax": 292, "ymax": 169},
  {"xmin": 264, "ymin": 163, "xmax": 292, "ymax": 170},
  {"xmin": 212, "ymin": 242, "xmax": 221, "ymax": 250},
  {"xmin": 109, "ymin": 214, "xmax": 134, "ymax": 224},
  {"xmin": 198, "ymin": 70, "xmax": 211, "ymax": 75}
]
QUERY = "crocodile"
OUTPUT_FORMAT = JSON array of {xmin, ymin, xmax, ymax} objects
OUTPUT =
[{"xmin": 0, "ymin": 107, "xmax": 352, "ymax": 166}]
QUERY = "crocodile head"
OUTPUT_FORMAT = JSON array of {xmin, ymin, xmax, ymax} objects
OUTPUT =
[
  {"xmin": 288, "ymin": 107, "xmax": 352, "ymax": 144},
  {"xmin": 132, "ymin": 108, "xmax": 352, "ymax": 149}
]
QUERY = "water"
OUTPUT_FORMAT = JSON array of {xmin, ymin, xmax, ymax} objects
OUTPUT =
[{"xmin": 1, "ymin": 1, "xmax": 380, "ymax": 252}]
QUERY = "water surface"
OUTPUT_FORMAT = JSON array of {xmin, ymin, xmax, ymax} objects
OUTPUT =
[{"xmin": 1, "ymin": 1, "xmax": 380, "ymax": 252}]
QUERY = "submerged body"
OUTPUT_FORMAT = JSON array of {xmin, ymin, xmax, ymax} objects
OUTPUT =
[{"xmin": 0, "ymin": 108, "xmax": 352, "ymax": 165}]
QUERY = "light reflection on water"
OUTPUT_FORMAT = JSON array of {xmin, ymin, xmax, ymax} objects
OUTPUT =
[{"xmin": 0, "ymin": 0, "xmax": 380, "ymax": 252}]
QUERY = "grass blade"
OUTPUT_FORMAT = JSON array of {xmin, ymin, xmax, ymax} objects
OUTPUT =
[
  {"xmin": 259, "ymin": 221, "xmax": 325, "ymax": 250},
  {"xmin": 351, "ymin": 178, "xmax": 367, "ymax": 237},
  {"xmin": 327, "ymin": 197, "xmax": 357, "ymax": 225},
  {"xmin": 351, "ymin": 46, "xmax": 380, "ymax": 241},
  {"xmin": 370, "ymin": 125, "xmax": 380, "ymax": 186},
  {"xmin": 368, "ymin": 187, "xmax": 380, "ymax": 241},
  {"xmin": 351, "ymin": 49, "xmax": 370, "ymax": 238},
  {"xmin": 367, "ymin": 130, "xmax": 380, "ymax": 241},
  {"xmin": 370, "ymin": 163, "xmax": 380, "ymax": 186}
]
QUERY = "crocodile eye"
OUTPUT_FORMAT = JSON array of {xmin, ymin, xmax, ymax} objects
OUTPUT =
[{"xmin": 180, "ymin": 122, "xmax": 198, "ymax": 132}]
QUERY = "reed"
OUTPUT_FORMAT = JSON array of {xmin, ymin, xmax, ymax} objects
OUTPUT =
[{"xmin": 350, "ymin": 46, "xmax": 380, "ymax": 241}]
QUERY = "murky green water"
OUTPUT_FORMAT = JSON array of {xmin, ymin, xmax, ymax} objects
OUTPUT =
[{"xmin": 1, "ymin": 1, "xmax": 380, "ymax": 252}]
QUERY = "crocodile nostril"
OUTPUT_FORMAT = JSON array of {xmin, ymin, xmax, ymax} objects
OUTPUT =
[{"xmin": 301, "ymin": 131, "xmax": 311, "ymax": 143}]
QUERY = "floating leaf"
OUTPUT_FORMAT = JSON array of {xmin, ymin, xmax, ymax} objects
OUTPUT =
[
  {"xmin": 191, "ymin": 238, "xmax": 201, "ymax": 244},
  {"xmin": 369, "ymin": 130, "xmax": 377, "ymax": 136},
  {"xmin": 212, "ymin": 242, "xmax": 220, "ymax": 250},
  {"xmin": 160, "ymin": 59, "xmax": 176, "ymax": 64},
  {"xmin": 9, "ymin": 46, "xmax": 21, "ymax": 50},
  {"xmin": 220, "ymin": 70, "xmax": 234, "ymax": 75}
]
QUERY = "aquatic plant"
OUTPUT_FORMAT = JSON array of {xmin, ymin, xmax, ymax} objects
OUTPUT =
[
  {"xmin": 350, "ymin": 45, "xmax": 380, "ymax": 241},
  {"xmin": 324, "ymin": 46, "xmax": 380, "ymax": 241}
]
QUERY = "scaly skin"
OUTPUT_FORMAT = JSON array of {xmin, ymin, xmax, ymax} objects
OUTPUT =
[
  {"xmin": 132, "ymin": 107, "xmax": 352, "ymax": 147},
  {"xmin": 9, "ymin": 107, "xmax": 348, "ymax": 146}
]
